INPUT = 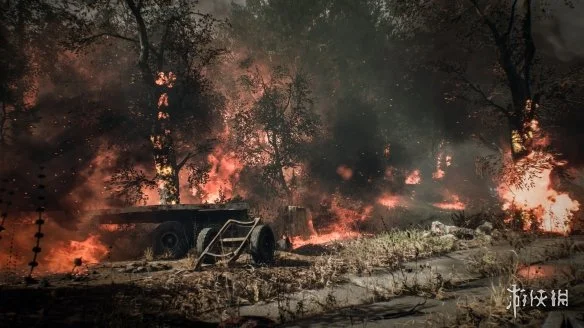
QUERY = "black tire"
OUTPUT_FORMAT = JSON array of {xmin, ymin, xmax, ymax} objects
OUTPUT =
[
  {"xmin": 196, "ymin": 227, "xmax": 219, "ymax": 264},
  {"xmin": 250, "ymin": 225, "xmax": 275, "ymax": 265},
  {"xmin": 152, "ymin": 221, "xmax": 189, "ymax": 259}
]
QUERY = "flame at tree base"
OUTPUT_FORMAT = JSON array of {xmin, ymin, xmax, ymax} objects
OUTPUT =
[{"xmin": 498, "ymin": 152, "xmax": 580, "ymax": 234}]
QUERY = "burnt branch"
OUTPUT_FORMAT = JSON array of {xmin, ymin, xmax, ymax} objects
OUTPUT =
[
  {"xmin": 107, "ymin": 167, "xmax": 156, "ymax": 205},
  {"xmin": 75, "ymin": 32, "xmax": 137, "ymax": 46},
  {"xmin": 439, "ymin": 62, "xmax": 511, "ymax": 117},
  {"xmin": 0, "ymin": 101, "xmax": 6, "ymax": 145},
  {"xmin": 176, "ymin": 152, "xmax": 193, "ymax": 171},
  {"xmin": 125, "ymin": 0, "xmax": 152, "ymax": 77}
]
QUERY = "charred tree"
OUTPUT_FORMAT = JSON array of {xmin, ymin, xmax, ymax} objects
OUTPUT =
[
  {"xmin": 466, "ymin": 0, "xmax": 539, "ymax": 161},
  {"xmin": 391, "ymin": 0, "xmax": 583, "ymax": 162},
  {"xmin": 125, "ymin": 0, "xmax": 181, "ymax": 204},
  {"xmin": 64, "ymin": 0, "xmax": 224, "ymax": 205}
]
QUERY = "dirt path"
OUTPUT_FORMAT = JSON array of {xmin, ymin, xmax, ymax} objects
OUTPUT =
[
  {"xmin": 238, "ymin": 237, "xmax": 584, "ymax": 326},
  {"xmin": 1, "ymin": 236, "xmax": 582, "ymax": 327}
]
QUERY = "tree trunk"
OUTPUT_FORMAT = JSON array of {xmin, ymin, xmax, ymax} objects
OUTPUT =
[
  {"xmin": 151, "ymin": 124, "xmax": 181, "ymax": 205},
  {"xmin": 151, "ymin": 75, "xmax": 181, "ymax": 205},
  {"xmin": 508, "ymin": 95, "xmax": 538, "ymax": 162},
  {"xmin": 268, "ymin": 131, "xmax": 293, "ymax": 203}
]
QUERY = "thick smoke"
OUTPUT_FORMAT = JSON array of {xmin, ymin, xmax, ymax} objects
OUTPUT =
[{"xmin": 532, "ymin": 0, "xmax": 584, "ymax": 61}]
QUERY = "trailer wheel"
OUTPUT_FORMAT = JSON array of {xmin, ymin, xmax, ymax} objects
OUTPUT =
[
  {"xmin": 152, "ymin": 221, "xmax": 189, "ymax": 259},
  {"xmin": 196, "ymin": 227, "xmax": 219, "ymax": 264},
  {"xmin": 250, "ymin": 225, "xmax": 275, "ymax": 265}
]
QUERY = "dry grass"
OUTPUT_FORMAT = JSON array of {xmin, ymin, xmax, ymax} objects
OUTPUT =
[
  {"xmin": 143, "ymin": 247, "xmax": 154, "ymax": 262},
  {"xmin": 465, "ymin": 248, "xmax": 519, "ymax": 277},
  {"xmin": 337, "ymin": 229, "xmax": 457, "ymax": 274},
  {"xmin": 133, "ymin": 229, "xmax": 458, "ymax": 321},
  {"xmin": 452, "ymin": 277, "xmax": 546, "ymax": 328}
]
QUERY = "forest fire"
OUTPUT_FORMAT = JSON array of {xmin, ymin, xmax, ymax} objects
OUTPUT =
[
  {"xmin": 291, "ymin": 195, "xmax": 373, "ymax": 248},
  {"xmin": 0, "ymin": 218, "xmax": 110, "ymax": 274},
  {"xmin": 498, "ymin": 152, "xmax": 580, "ymax": 233},
  {"xmin": 191, "ymin": 146, "xmax": 243, "ymax": 203},
  {"xmin": 498, "ymin": 118, "xmax": 580, "ymax": 234},
  {"xmin": 152, "ymin": 71, "xmax": 179, "ymax": 205},
  {"xmin": 43, "ymin": 234, "xmax": 109, "ymax": 273},
  {"xmin": 2, "ymin": 0, "xmax": 584, "ymax": 326}
]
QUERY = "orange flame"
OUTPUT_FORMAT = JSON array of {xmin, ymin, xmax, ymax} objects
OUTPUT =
[
  {"xmin": 336, "ymin": 165, "xmax": 353, "ymax": 180},
  {"xmin": 498, "ymin": 154, "xmax": 579, "ymax": 233},
  {"xmin": 291, "ymin": 194, "xmax": 373, "ymax": 248},
  {"xmin": 377, "ymin": 193, "xmax": 400, "ymax": 208},
  {"xmin": 433, "ymin": 194, "xmax": 465, "ymax": 210},
  {"xmin": 384, "ymin": 144, "xmax": 391, "ymax": 158},
  {"xmin": 433, "ymin": 143, "xmax": 450, "ymax": 180},
  {"xmin": 191, "ymin": 146, "xmax": 243, "ymax": 203},
  {"xmin": 405, "ymin": 169, "xmax": 421, "ymax": 184},
  {"xmin": 497, "ymin": 118, "xmax": 580, "ymax": 234},
  {"xmin": 43, "ymin": 234, "xmax": 109, "ymax": 273}
]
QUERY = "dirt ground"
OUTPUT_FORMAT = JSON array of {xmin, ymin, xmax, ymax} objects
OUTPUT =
[{"xmin": 1, "ymin": 232, "xmax": 583, "ymax": 327}]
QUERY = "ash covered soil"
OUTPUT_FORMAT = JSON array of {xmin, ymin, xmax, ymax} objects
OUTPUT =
[{"xmin": 1, "ymin": 231, "xmax": 584, "ymax": 327}]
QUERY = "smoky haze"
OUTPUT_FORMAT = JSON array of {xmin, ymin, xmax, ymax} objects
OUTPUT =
[{"xmin": 0, "ymin": 0, "xmax": 582, "ymax": 229}]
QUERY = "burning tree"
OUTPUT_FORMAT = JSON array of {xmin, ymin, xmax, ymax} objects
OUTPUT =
[
  {"xmin": 392, "ymin": 0, "xmax": 584, "ymax": 161},
  {"xmin": 231, "ymin": 66, "xmax": 320, "ymax": 202},
  {"xmin": 63, "ymin": 0, "xmax": 225, "ymax": 205},
  {"xmin": 385, "ymin": 0, "xmax": 583, "ymax": 233}
]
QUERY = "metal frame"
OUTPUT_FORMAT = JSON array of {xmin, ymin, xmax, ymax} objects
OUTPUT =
[{"xmin": 193, "ymin": 217, "xmax": 261, "ymax": 271}]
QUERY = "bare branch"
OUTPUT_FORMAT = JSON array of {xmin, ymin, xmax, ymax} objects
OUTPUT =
[
  {"xmin": 468, "ymin": 0, "xmax": 503, "ymax": 42},
  {"xmin": 125, "ymin": 0, "xmax": 150, "ymax": 75},
  {"xmin": 76, "ymin": 32, "xmax": 138, "ymax": 47},
  {"xmin": 176, "ymin": 152, "xmax": 193, "ymax": 171},
  {"xmin": 472, "ymin": 133, "xmax": 504, "ymax": 154},
  {"xmin": 441, "ymin": 62, "xmax": 511, "ymax": 117},
  {"xmin": 0, "ymin": 101, "xmax": 7, "ymax": 145},
  {"xmin": 74, "ymin": 32, "xmax": 161, "ymax": 59}
]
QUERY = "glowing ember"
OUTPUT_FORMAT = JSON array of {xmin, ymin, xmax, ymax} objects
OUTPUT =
[
  {"xmin": 445, "ymin": 155, "xmax": 452, "ymax": 167},
  {"xmin": 377, "ymin": 193, "xmax": 400, "ymax": 208},
  {"xmin": 44, "ymin": 235, "xmax": 109, "ymax": 273},
  {"xmin": 100, "ymin": 224, "xmax": 121, "ymax": 232},
  {"xmin": 99, "ymin": 224, "xmax": 136, "ymax": 232},
  {"xmin": 384, "ymin": 144, "xmax": 391, "ymax": 157},
  {"xmin": 336, "ymin": 165, "xmax": 353, "ymax": 180},
  {"xmin": 517, "ymin": 264, "xmax": 565, "ymax": 280},
  {"xmin": 405, "ymin": 169, "xmax": 421, "ymax": 184},
  {"xmin": 432, "ymin": 168, "xmax": 445, "ymax": 180},
  {"xmin": 291, "ymin": 230, "xmax": 359, "ymax": 248},
  {"xmin": 433, "ymin": 194, "xmax": 465, "ymax": 210},
  {"xmin": 384, "ymin": 167, "xmax": 396, "ymax": 181},
  {"xmin": 432, "ymin": 143, "xmax": 450, "ymax": 180}
]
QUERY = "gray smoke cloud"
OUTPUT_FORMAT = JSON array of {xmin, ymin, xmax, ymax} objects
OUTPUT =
[
  {"xmin": 532, "ymin": 0, "xmax": 584, "ymax": 61},
  {"xmin": 198, "ymin": 0, "xmax": 246, "ymax": 18}
]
